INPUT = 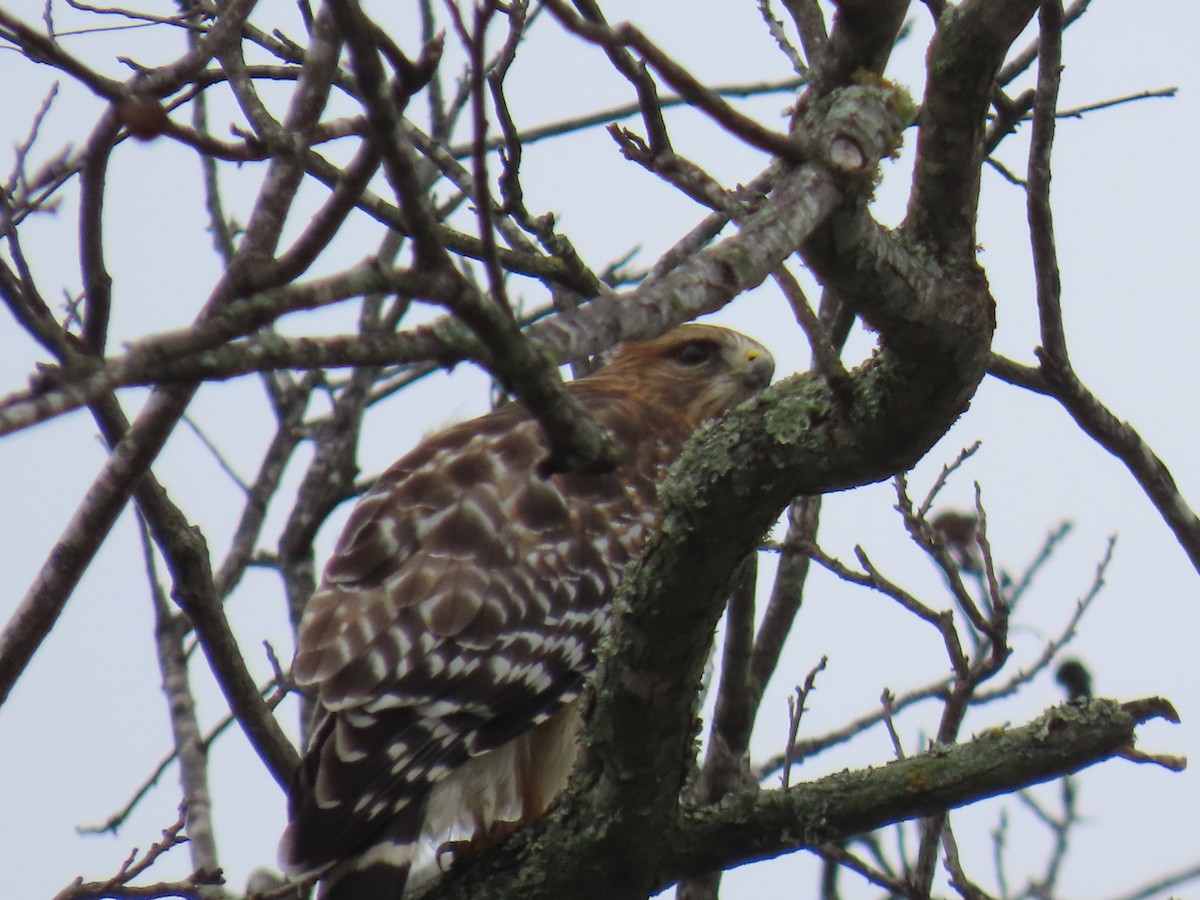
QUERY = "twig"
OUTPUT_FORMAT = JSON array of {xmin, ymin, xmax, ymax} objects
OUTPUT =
[
  {"xmin": 973, "ymin": 483, "xmax": 1009, "ymax": 664},
  {"xmin": 608, "ymin": 125, "xmax": 740, "ymax": 214},
  {"xmin": 1054, "ymin": 86, "xmax": 1176, "ymax": 120},
  {"xmin": 0, "ymin": 8, "xmax": 128, "ymax": 99},
  {"xmin": 1101, "ymin": 860, "xmax": 1200, "ymax": 900},
  {"xmin": 781, "ymin": 656, "xmax": 827, "ymax": 788},
  {"xmin": 444, "ymin": 0, "xmax": 512, "ymax": 317},
  {"xmin": 997, "ymin": 0, "xmax": 1092, "ymax": 86},
  {"xmin": 78, "ymin": 674, "xmax": 285, "ymax": 836},
  {"xmin": 985, "ymin": 155, "xmax": 1026, "ymax": 187},
  {"xmin": 63, "ymin": 0, "xmax": 203, "ymax": 30},
  {"xmin": 753, "ymin": 675, "xmax": 951, "ymax": 781},
  {"xmin": 757, "ymin": 0, "xmax": 807, "ymax": 76},
  {"xmin": 182, "ymin": 413, "xmax": 251, "ymax": 492},
  {"xmin": 446, "ymin": 76, "xmax": 805, "ymax": 158},
  {"xmin": 917, "ymin": 442, "xmax": 982, "ymax": 519},
  {"xmin": 4, "ymin": 81, "xmax": 59, "ymax": 195},
  {"xmin": 541, "ymin": 0, "xmax": 803, "ymax": 161},
  {"xmin": 895, "ymin": 474, "xmax": 994, "ymax": 647},
  {"xmin": 419, "ymin": 0, "xmax": 449, "ymax": 140},
  {"xmin": 1004, "ymin": 520, "xmax": 1072, "ymax": 611},
  {"xmin": 880, "ymin": 689, "xmax": 906, "ymax": 761},
  {"xmin": 186, "ymin": 3, "xmax": 237, "ymax": 264},
  {"xmin": 213, "ymin": 397, "xmax": 309, "ymax": 599},
  {"xmin": 780, "ymin": 0, "xmax": 827, "ymax": 63},
  {"xmin": 1019, "ymin": 775, "xmax": 1078, "ymax": 899},
  {"xmin": 771, "ymin": 263, "xmax": 849, "ymax": 392},
  {"xmin": 974, "ymin": 534, "xmax": 1112, "ymax": 703},
  {"xmin": 814, "ymin": 841, "xmax": 908, "ymax": 894},
  {"xmin": 487, "ymin": 3, "xmax": 531, "ymax": 223},
  {"xmin": 990, "ymin": 809, "xmax": 1010, "ymax": 899},
  {"xmin": 942, "ymin": 819, "xmax": 998, "ymax": 900},
  {"xmin": 989, "ymin": 12, "xmax": 1200, "ymax": 583},
  {"xmin": 55, "ymin": 807, "xmax": 222, "ymax": 900},
  {"xmin": 807, "ymin": 539, "xmax": 969, "ymax": 677},
  {"xmin": 329, "ymin": 0, "xmax": 447, "ymax": 269}
]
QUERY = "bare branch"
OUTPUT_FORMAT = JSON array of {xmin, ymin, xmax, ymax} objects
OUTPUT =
[
  {"xmin": 749, "ymin": 497, "xmax": 820, "ymax": 717},
  {"xmin": 79, "ymin": 673, "xmax": 284, "ymax": 837},
  {"xmin": 445, "ymin": 0, "xmax": 511, "ymax": 315},
  {"xmin": 542, "ymin": 0, "xmax": 803, "ymax": 161},
  {"xmin": 659, "ymin": 699, "xmax": 1176, "ymax": 893},
  {"xmin": 448, "ymin": 76, "xmax": 805, "ymax": 157},
  {"xmin": 757, "ymin": 0, "xmax": 807, "ymax": 76},
  {"xmin": 1028, "ymin": 0, "xmax": 1066, "ymax": 365},
  {"xmin": 55, "ymin": 807, "xmax": 222, "ymax": 900},
  {"xmin": 880, "ymin": 689, "xmax": 907, "ymax": 761},
  {"xmin": 780, "ymin": 0, "xmax": 827, "ymax": 63},
  {"xmin": 137, "ymin": 514, "xmax": 221, "ymax": 885},
  {"xmin": 997, "ymin": 0, "xmax": 1092, "ymax": 86},
  {"xmin": 781, "ymin": 656, "xmax": 827, "ymax": 789}
]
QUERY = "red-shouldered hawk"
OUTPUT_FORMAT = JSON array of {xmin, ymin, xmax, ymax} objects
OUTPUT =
[{"xmin": 279, "ymin": 324, "xmax": 774, "ymax": 898}]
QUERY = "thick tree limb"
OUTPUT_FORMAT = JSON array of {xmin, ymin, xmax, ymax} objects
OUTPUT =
[
  {"xmin": 420, "ymin": 698, "xmax": 1178, "ymax": 898},
  {"xmin": 906, "ymin": 0, "xmax": 1041, "ymax": 257},
  {"xmin": 659, "ymin": 697, "xmax": 1178, "ymax": 887},
  {"xmin": 807, "ymin": 0, "xmax": 909, "ymax": 93}
]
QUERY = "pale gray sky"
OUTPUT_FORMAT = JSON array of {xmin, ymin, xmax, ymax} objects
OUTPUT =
[{"xmin": 1, "ymin": 2, "xmax": 1197, "ymax": 898}]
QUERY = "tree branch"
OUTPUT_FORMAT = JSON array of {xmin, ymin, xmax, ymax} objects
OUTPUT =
[
  {"xmin": 421, "ymin": 698, "xmax": 1179, "ymax": 898},
  {"xmin": 661, "ymin": 698, "xmax": 1177, "ymax": 888},
  {"xmin": 906, "ymin": 0, "xmax": 1041, "ymax": 257}
]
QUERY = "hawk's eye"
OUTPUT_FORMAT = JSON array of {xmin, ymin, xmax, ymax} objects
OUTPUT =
[{"xmin": 671, "ymin": 340, "xmax": 720, "ymax": 367}]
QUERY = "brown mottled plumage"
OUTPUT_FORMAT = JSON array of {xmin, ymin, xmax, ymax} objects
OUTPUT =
[{"xmin": 280, "ymin": 324, "xmax": 773, "ymax": 898}]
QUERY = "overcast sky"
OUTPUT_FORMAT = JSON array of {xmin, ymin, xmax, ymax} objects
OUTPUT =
[{"xmin": 2, "ymin": 2, "xmax": 1198, "ymax": 898}]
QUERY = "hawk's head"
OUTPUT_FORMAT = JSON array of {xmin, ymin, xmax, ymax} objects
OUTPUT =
[{"xmin": 593, "ymin": 323, "xmax": 774, "ymax": 427}]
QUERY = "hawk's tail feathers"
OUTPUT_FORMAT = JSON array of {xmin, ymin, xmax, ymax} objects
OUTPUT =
[
  {"xmin": 316, "ymin": 837, "xmax": 416, "ymax": 900},
  {"xmin": 282, "ymin": 796, "xmax": 428, "ymax": 900}
]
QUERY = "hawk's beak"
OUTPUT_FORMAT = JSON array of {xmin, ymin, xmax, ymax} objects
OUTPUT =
[{"xmin": 742, "ymin": 347, "xmax": 775, "ymax": 391}]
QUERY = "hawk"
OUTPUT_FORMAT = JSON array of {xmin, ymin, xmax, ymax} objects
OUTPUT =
[{"xmin": 280, "ymin": 323, "xmax": 774, "ymax": 898}]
